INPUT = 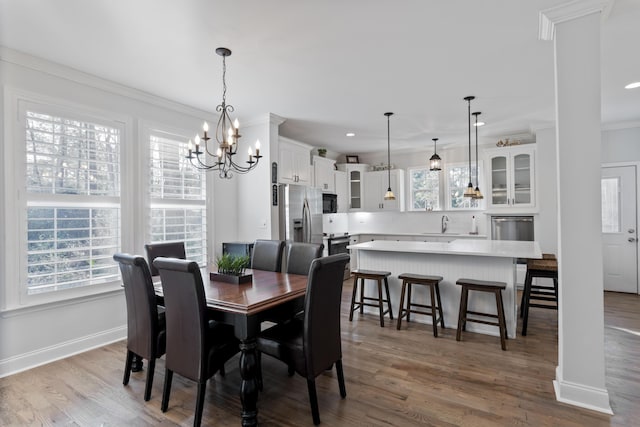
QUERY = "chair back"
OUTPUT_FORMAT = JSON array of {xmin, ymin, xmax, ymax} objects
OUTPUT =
[
  {"xmin": 153, "ymin": 257, "xmax": 208, "ymax": 382},
  {"xmin": 113, "ymin": 253, "xmax": 161, "ymax": 360},
  {"xmin": 286, "ymin": 242, "xmax": 324, "ymax": 276},
  {"xmin": 145, "ymin": 241, "xmax": 186, "ymax": 276},
  {"xmin": 302, "ymin": 253, "xmax": 350, "ymax": 377},
  {"xmin": 251, "ymin": 239, "xmax": 285, "ymax": 272}
]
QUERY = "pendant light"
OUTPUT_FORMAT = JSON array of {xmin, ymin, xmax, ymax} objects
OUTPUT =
[
  {"xmin": 383, "ymin": 112, "xmax": 396, "ymax": 200},
  {"xmin": 472, "ymin": 111, "xmax": 484, "ymax": 199},
  {"xmin": 429, "ymin": 138, "xmax": 441, "ymax": 171},
  {"xmin": 463, "ymin": 96, "xmax": 476, "ymax": 197}
]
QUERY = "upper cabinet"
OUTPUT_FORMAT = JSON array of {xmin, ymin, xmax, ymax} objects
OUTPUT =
[
  {"xmin": 312, "ymin": 155, "xmax": 336, "ymax": 192},
  {"xmin": 279, "ymin": 138, "xmax": 311, "ymax": 185},
  {"xmin": 334, "ymin": 170, "xmax": 348, "ymax": 213},
  {"xmin": 485, "ymin": 145, "xmax": 535, "ymax": 209},
  {"xmin": 363, "ymin": 169, "xmax": 405, "ymax": 212},
  {"xmin": 336, "ymin": 163, "xmax": 369, "ymax": 211}
]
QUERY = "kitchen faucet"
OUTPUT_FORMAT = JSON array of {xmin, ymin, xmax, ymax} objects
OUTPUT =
[{"xmin": 441, "ymin": 215, "xmax": 449, "ymax": 233}]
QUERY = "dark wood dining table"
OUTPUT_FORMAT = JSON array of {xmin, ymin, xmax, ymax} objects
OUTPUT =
[{"xmin": 154, "ymin": 267, "xmax": 308, "ymax": 427}]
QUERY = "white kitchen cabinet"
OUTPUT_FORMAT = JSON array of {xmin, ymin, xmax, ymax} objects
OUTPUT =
[
  {"xmin": 485, "ymin": 145, "xmax": 535, "ymax": 209},
  {"xmin": 279, "ymin": 137, "xmax": 311, "ymax": 185},
  {"xmin": 334, "ymin": 170, "xmax": 348, "ymax": 213},
  {"xmin": 336, "ymin": 163, "xmax": 369, "ymax": 211},
  {"xmin": 312, "ymin": 155, "xmax": 336, "ymax": 192},
  {"xmin": 363, "ymin": 169, "xmax": 405, "ymax": 212}
]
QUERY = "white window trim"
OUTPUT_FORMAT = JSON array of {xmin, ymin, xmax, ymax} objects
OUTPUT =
[
  {"xmin": 445, "ymin": 160, "xmax": 485, "ymax": 211},
  {"xmin": 407, "ymin": 166, "xmax": 442, "ymax": 212},
  {"xmin": 2, "ymin": 88, "xmax": 134, "ymax": 311}
]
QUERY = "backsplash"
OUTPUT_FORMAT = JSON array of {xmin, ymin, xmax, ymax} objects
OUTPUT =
[{"xmin": 346, "ymin": 211, "xmax": 487, "ymax": 236}]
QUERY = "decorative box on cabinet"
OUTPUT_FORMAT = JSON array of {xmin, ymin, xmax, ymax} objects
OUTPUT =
[
  {"xmin": 363, "ymin": 169, "xmax": 405, "ymax": 212},
  {"xmin": 485, "ymin": 145, "xmax": 535, "ymax": 209},
  {"xmin": 313, "ymin": 155, "xmax": 336, "ymax": 192},
  {"xmin": 336, "ymin": 163, "xmax": 369, "ymax": 211},
  {"xmin": 279, "ymin": 137, "xmax": 311, "ymax": 185}
]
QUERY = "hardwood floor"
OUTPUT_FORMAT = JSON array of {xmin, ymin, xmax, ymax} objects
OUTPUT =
[{"xmin": 1, "ymin": 284, "xmax": 638, "ymax": 426}]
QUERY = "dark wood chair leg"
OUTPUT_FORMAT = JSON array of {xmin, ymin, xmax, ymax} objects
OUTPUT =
[
  {"xmin": 144, "ymin": 358, "xmax": 155, "ymax": 401},
  {"xmin": 429, "ymin": 284, "xmax": 438, "ymax": 337},
  {"xmin": 496, "ymin": 290, "xmax": 507, "ymax": 351},
  {"xmin": 161, "ymin": 369, "xmax": 173, "ymax": 412},
  {"xmin": 349, "ymin": 276, "xmax": 359, "ymax": 321},
  {"xmin": 307, "ymin": 379, "xmax": 321, "ymax": 425},
  {"xmin": 335, "ymin": 360, "xmax": 347, "ymax": 398},
  {"xmin": 522, "ymin": 273, "xmax": 533, "ymax": 336},
  {"xmin": 123, "ymin": 350, "xmax": 134, "ymax": 385},
  {"xmin": 384, "ymin": 278, "xmax": 393, "ymax": 320},
  {"xmin": 359, "ymin": 278, "xmax": 365, "ymax": 314},
  {"xmin": 456, "ymin": 287, "xmax": 468, "ymax": 341},
  {"xmin": 257, "ymin": 352, "xmax": 263, "ymax": 392},
  {"xmin": 520, "ymin": 270, "xmax": 531, "ymax": 318},
  {"xmin": 194, "ymin": 382, "xmax": 207, "ymax": 427},
  {"xmin": 406, "ymin": 282, "xmax": 412, "ymax": 322},
  {"xmin": 397, "ymin": 281, "xmax": 407, "ymax": 330},
  {"xmin": 435, "ymin": 283, "xmax": 445, "ymax": 328},
  {"xmin": 377, "ymin": 279, "xmax": 385, "ymax": 327}
]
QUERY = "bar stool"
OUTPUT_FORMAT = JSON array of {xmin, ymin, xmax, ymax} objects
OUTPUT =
[
  {"xmin": 455, "ymin": 278, "xmax": 508, "ymax": 351},
  {"xmin": 396, "ymin": 273, "xmax": 444, "ymax": 337},
  {"xmin": 349, "ymin": 269, "xmax": 393, "ymax": 327},
  {"xmin": 520, "ymin": 254, "xmax": 558, "ymax": 336}
]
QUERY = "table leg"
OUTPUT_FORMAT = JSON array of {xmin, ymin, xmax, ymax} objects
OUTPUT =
[{"xmin": 239, "ymin": 339, "xmax": 258, "ymax": 427}]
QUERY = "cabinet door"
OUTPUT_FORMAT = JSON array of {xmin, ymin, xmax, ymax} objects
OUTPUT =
[
  {"xmin": 511, "ymin": 152, "xmax": 533, "ymax": 206},
  {"xmin": 334, "ymin": 170, "xmax": 348, "ymax": 213},
  {"xmin": 278, "ymin": 149, "xmax": 297, "ymax": 184},
  {"xmin": 314, "ymin": 157, "xmax": 335, "ymax": 192},
  {"xmin": 490, "ymin": 154, "xmax": 509, "ymax": 206},
  {"xmin": 363, "ymin": 171, "xmax": 384, "ymax": 211},
  {"xmin": 294, "ymin": 149, "xmax": 310, "ymax": 184},
  {"xmin": 348, "ymin": 169, "xmax": 364, "ymax": 210}
]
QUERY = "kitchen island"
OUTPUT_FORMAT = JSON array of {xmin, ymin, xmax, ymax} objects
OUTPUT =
[{"xmin": 348, "ymin": 239, "xmax": 542, "ymax": 338}]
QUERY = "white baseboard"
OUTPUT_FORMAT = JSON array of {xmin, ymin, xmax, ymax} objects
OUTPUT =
[
  {"xmin": 553, "ymin": 366, "xmax": 613, "ymax": 415},
  {"xmin": 0, "ymin": 326, "xmax": 126, "ymax": 378}
]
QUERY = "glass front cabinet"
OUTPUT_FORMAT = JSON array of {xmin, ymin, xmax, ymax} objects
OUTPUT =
[
  {"xmin": 486, "ymin": 145, "xmax": 535, "ymax": 209},
  {"xmin": 336, "ymin": 163, "xmax": 369, "ymax": 211}
]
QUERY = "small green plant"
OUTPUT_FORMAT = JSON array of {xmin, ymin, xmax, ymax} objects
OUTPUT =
[
  {"xmin": 317, "ymin": 148, "xmax": 327, "ymax": 157},
  {"xmin": 216, "ymin": 253, "xmax": 250, "ymax": 275}
]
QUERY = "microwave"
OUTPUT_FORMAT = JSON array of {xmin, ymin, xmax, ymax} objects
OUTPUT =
[{"xmin": 322, "ymin": 193, "xmax": 338, "ymax": 213}]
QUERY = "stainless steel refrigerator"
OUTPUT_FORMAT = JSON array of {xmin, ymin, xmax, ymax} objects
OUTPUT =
[{"xmin": 279, "ymin": 184, "xmax": 323, "ymax": 245}]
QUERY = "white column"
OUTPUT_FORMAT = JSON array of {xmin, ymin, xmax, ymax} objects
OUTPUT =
[{"xmin": 540, "ymin": 1, "xmax": 612, "ymax": 414}]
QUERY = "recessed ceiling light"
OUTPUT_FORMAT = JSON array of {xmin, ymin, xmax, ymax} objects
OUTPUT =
[
  {"xmin": 625, "ymin": 81, "xmax": 640, "ymax": 89},
  {"xmin": 346, "ymin": 132, "xmax": 355, "ymax": 137},
  {"xmin": 473, "ymin": 121, "xmax": 485, "ymax": 127}
]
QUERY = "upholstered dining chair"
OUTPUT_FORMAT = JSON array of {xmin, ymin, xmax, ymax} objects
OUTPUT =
[
  {"xmin": 251, "ymin": 239, "xmax": 285, "ymax": 272},
  {"xmin": 286, "ymin": 242, "xmax": 324, "ymax": 275},
  {"xmin": 145, "ymin": 241, "xmax": 186, "ymax": 276},
  {"xmin": 113, "ymin": 253, "xmax": 166, "ymax": 401},
  {"xmin": 153, "ymin": 257, "xmax": 239, "ymax": 427},
  {"xmin": 257, "ymin": 253, "xmax": 350, "ymax": 425}
]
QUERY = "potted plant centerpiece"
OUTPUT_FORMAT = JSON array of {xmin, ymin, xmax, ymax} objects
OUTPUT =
[{"xmin": 210, "ymin": 253, "xmax": 252, "ymax": 284}]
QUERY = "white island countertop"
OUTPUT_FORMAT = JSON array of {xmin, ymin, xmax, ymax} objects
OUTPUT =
[{"xmin": 348, "ymin": 239, "xmax": 542, "ymax": 259}]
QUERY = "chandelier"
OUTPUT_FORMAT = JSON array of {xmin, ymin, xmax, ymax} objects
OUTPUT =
[{"xmin": 185, "ymin": 47, "xmax": 261, "ymax": 178}]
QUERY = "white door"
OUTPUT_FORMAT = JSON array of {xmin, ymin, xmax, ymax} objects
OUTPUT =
[{"xmin": 601, "ymin": 165, "xmax": 638, "ymax": 293}]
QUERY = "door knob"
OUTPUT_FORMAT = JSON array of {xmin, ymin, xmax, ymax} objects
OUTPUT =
[
  {"xmin": 629, "ymin": 229, "xmax": 635, "ymax": 233},
  {"xmin": 628, "ymin": 237, "xmax": 636, "ymax": 242}
]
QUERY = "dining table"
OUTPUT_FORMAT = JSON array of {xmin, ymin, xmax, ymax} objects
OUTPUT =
[{"xmin": 154, "ymin": 267, "xmax": 308, "ymax": 427}]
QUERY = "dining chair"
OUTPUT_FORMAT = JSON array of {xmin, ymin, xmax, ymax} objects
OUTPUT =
[
  {"xmin": 113, "ymin": 253, "xmax": 166, "ymax": 401},
  {"xmin": 145, "ymin": 241, "xmax": 186, "ymax": 276},
  {"xmin": 153, "ymin": 257, "xmax": 240, "ymax": 427},
  {"xmin": 257, "ymin": 253, "xmax": 350, "ymax": 425},
  {"xmin": 251, "ymin": 239, "xmax": 285, "ymax": 272},
  {"xmin": 285, "ymin": 242, "xmax": 324, "ymax": 275}
]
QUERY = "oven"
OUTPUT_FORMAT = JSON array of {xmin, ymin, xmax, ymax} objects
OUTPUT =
[{"xmin": 327, "ymin": 234, "xmax": 351, "ymax": 279}]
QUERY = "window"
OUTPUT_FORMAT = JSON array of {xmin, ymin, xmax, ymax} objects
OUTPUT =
[
  {"xmin": 149, "ymin": 131, "xmax": 207, "ymax": 265},
  {"xmin": 447, "ymin": 163, "xmax": 482, "ymax": 210},
  {"xmin": 24, "ymin": 109, "xmax": 121, "ymax": 295},
  {"xmin": 601, "ymin": 177, "xmax": 620, "ymax": 233},
  {"xmin": 408, "ymin": 167, "xmax": 440, "ymax": 211}
]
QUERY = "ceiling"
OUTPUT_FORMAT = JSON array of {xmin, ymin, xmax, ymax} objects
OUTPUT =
[{"xmin": 1, "ymin": 0, "xmax": 639, "ymax": 154}]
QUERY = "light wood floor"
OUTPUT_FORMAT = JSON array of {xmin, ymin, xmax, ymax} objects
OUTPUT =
[{"xmin": 1, "ymin": 283, "xmax": 638, "ymax": 426}]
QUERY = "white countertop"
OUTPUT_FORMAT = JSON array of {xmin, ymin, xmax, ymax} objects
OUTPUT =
[
  {"xmin": 352, "ymin": 232, "xmax": 487, "ymax": 238},
  {"xmin": 348, "ymin": 239, "xmax": 541, "ymax": 259}
]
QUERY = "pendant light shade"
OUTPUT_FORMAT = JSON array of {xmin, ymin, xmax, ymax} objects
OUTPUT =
[
  {"xmin": 384, "ymin": 112, "xmax": 396, "ymax": 201},
  {"xmin": 472, "ymin": 111, "xmax": 484, "ymax": 199},
  {"xmin": 463, "ymin": 96, "xmax": 476, "ymax": 197},
  {"xmin": 429, "ymin": 138, "xmax": 441, "ymax": 171}
]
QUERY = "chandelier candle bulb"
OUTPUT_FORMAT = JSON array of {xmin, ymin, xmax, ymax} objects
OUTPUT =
[{"xmin": 255, "ymin": 140, "xmax": 261, "ymax": 157}]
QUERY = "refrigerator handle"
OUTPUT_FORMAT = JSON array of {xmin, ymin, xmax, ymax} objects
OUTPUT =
[{"xmin": 303, "ymin": 198, "xmax": 311, "ymax": 243}]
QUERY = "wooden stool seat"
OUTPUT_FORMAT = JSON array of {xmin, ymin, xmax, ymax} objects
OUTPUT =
[
  {"xmin": 520, "ymin": 254, "xmax": 558, "ymax": 336},
  {"xmin": 455, "ymin": 278, "xmax": 508, "ymax": 350},
  {"xmin": 396, "ymin": 273, "xmax": 445, "ymax": 337},
  {"xmin": 349, "ymin": 270, "xmax": 393, "ymax": 327}
]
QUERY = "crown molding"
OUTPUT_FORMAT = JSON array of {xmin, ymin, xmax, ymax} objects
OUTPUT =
[{"xmin": 539, "ymin": 0, "xmax": 612, "ymax": 41}]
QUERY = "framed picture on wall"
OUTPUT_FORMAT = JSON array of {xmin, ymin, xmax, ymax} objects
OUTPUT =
[{"xmin": 346, "ymin": 155, "xmax": 359, "ymax": 164}]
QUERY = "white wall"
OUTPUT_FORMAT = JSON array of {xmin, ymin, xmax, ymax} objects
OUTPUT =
[
  {"xmin": 601, "ymin": 126, "xmax": 640, "ymax": 163},
  {"xmin": 0, "ymin": 49, "xmax": 215, "ymax": 376}
]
